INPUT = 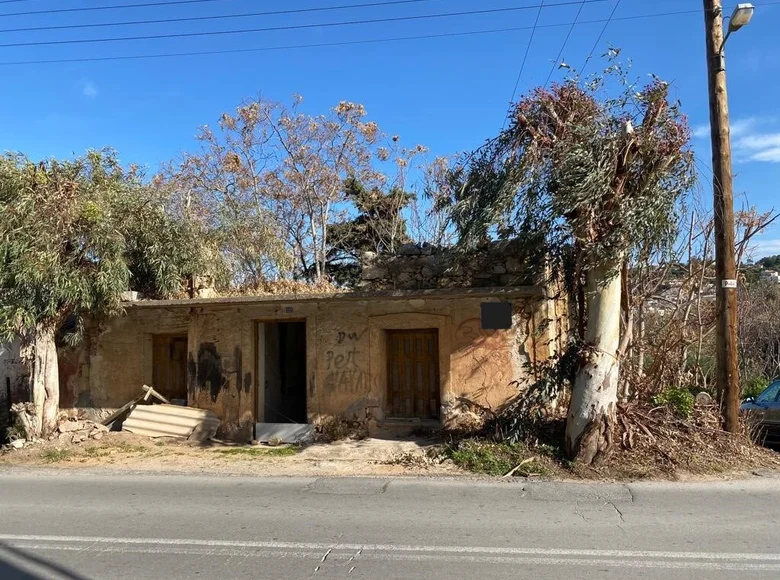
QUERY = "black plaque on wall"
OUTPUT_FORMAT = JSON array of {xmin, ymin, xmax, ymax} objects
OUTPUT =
[{"xmin": 481, "ymin": 302, "xmax": 513, "ymax": 330}]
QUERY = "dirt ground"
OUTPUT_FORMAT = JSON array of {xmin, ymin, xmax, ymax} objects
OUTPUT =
[
  {"xmin": 2, "ymin": 429, "xmax": 779, "ymax": 481},
  {"xmin": 0, "ymin": 432, "xmax": 460, "ymax": 477}
]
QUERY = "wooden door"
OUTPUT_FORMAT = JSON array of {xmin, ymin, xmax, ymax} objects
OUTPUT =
[
  {"xmin": 387, "ymin": 329, "xmax": 440, "ymax": 419},
  {"xmin": 152, "ymin": 335, "xmax": 188, "ymax": 402}
]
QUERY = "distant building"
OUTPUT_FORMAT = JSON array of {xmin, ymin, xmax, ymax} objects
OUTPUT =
[{"xmin": 760, "ymin": 270, "xmax": 780, "ymax": 284}]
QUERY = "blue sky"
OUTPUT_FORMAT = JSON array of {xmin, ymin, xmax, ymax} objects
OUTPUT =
[{"xmin": 1, "ymin": 0, "xmax": 779, "ymax": 257}]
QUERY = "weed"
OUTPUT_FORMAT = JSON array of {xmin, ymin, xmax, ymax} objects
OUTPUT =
[
  {"xmin": 216, "ymin": 446, "xmax": 298, "ymax": 458},
  {"xmin": 41, "ymin": 449, "xmax": 73, "ymax": 463},
  {"xmin": 742, "ymin": 376, "xmax": 770, "ymax": 400},
  {"xmin": 266, "ymin": 446, "xmax": 298, "ymax": 457},
  {"xmin": 438, "ymin": 439, "xmax": 551, "ymax": 477},
  {"xmin": 113, "ymin": 443, "xmax": 149, "ymax": 454},
  {"xmin": 315, "ymin": 418, "xmax": 368, "ymax": 443},
  {"xmin": 652, "ymin": 387, "xmax": 695, "ymax": 418},
  {"xmin": 83, "ymin": 446, "xmax": 110, "ymax": 458},
  {"xmin": 154, "ymin": 441, "xmax": 166, "ymax": 447}
]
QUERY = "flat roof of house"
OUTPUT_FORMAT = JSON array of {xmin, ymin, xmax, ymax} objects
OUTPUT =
[{"xmin": 124, "ymin": 285, "xmax": 545, "ymax": 309}]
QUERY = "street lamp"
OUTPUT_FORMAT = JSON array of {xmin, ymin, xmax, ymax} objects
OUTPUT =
[
  {"xmin": 702, "ymin": 0, "xmax": 753, "ymax": 433},
  {"xmin": 721, "ymin": 3, "xmax": 755, "ymax": 51}
]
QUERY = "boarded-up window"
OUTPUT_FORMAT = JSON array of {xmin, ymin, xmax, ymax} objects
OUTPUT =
[
  {"xmin": 386, "ymin": 329, "xmax": 440, "ymax": 419},
  {"xmin": 152, "ymin": 335, "xmax": 188, "ymax": 402}
]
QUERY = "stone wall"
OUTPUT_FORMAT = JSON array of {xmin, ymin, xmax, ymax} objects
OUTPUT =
[
  {"xmin": 360, "ymin": 240, "xmax": 541, "ymax": 291},
  {"xmin": 63, "ymin": 288, "xmax": 557, "ymax": 440}
]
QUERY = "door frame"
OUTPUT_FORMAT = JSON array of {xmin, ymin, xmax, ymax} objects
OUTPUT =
[
  {"xmin": 367, "ymin": 313, "xmax": 451, "ymax": 423},
  {"xmin": 254, "ymin": 318, "xmax": 307, "ymax": 423},
  {"xmin": 151, "ymin": 333, "xmax": 188, "ymax": 401}
]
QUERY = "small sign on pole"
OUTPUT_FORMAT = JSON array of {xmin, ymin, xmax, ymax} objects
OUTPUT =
[{"xmin": 721, "ymin": 279, "xmax": 737, "ymax": 289}]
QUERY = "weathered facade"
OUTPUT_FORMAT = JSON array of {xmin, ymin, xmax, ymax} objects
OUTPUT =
[
  {"xmin": 57, "ymin": 286, "xmax": 563, "ymax": 441},
  {"xmin": 1, "ymin": 340, "xmax": 27, "ymax": 433}
]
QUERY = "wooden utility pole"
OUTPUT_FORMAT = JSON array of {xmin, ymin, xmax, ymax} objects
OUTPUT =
[{"xmin": 703, "ymin": 0, "xmax": 740, "ymax": 433}]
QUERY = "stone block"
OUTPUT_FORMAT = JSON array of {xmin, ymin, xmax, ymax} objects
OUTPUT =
[
  {"xmin": 398, "ymin": 243, "xmax": 421, "ymax": 256},
  {"xmin": 361, "ymin": 266, "xmax": 386, "ymax": 281},
  {"xmin": 506, "ymin": 257, "xmax": 524, "ymax": 273},
  {"xmin": 58, "ymin": 421, "xmax": 84, "ymax": 433}
]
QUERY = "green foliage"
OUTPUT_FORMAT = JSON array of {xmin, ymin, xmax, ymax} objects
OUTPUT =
[
  {"xmin": 439, "ymin": 439, "xmax": 550, "ymax": 476},
  {"xmin": 40, "ymin": 449, "xmax": 73, "ymax": 463},
  {"xmin": 444, "ymin": 59, "xmax": 695, "ymax": 281},
  {"xmin": 0, "ymin": 150, "xmax": 205, "ymax": 344},
  {"xmin": 216, "ymin": 446, "xmax": 298, "ymax": 457},
  {"xmin": 327, "ymin": 177, "xmax": 414, "ymax": 285},
  {"xmin": 742, "ymin": 376, "xmax": 769, "ymax": 400},
  {"xmin": 758, "ymin": 255, "xmax": 780, "ymax": 270},
  {"xmin": 652, "ymin": 387, "xmax": 695, "ymax": 418}
]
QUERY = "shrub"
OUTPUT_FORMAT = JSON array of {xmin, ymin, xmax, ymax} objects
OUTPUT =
[
  {"xmin": 742, "ymin": 376, "xmax": 769, "ymax": 400},
  {"xmin": 652, "ymin": 387, "xmax": 695, "ymax": 418}
]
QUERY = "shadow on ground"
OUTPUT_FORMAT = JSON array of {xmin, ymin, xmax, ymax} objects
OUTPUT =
[{"xmin": 0, "ymin": 543, "xmax": 90, "ymax": 580}]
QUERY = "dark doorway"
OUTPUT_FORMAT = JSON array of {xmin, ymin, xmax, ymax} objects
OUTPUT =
[
  {"xmin": 259, "ymin": 321, "xmax": 307, "ymax": 423},
  {"xmin": 387, "ymin": 329, "xmax": 440, "ymax": 419},
  {"xmin": 152, "ymin": 335, "xmax": 188, "ymax": 403}
]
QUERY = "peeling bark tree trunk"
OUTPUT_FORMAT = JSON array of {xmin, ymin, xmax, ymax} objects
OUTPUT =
[
  {"xmin": 20, "ymin": 325, "xmax": 60, "ymax": 439},
  {"xmin": 565, "ymin": 262, "xmax": 621, "ymax": 465}
]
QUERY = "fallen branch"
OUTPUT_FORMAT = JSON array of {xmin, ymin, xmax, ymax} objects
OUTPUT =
[{"xmin": 503, "ymin": 457, "xmax": 535, "ymax": 478}]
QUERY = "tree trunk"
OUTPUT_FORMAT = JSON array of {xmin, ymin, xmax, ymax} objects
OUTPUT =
[
  {"xmin": 565, "ymin": 262, "xmax": 622, "ymax": 465},
  {"xmin": 20, "ymin": 325, "xmax": 60, "ymax": 439}
]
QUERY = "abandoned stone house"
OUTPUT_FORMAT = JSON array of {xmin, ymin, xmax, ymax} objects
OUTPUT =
[{"xmin": 1, "ymin": 243, "xmax": 566, "ymax": 441}]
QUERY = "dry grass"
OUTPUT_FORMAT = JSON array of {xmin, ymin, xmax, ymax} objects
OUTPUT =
[{"xmin": 437, "ymin": 404, "xmax": 780, "ymax": 480}]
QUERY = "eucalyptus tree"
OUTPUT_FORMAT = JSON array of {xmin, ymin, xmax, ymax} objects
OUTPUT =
[
  {"xmin": 0, "ymin": 150, "xmax": 202, "ymax": 437},
  {"xmin": 446, "ymin": 63, "xmax": 695, "ymax": 464}
]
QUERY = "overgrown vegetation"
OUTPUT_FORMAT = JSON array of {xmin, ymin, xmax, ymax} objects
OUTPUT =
[
  {"xmin": 215, "ymin": 446, "xmax": 298, "ymax": 457},
  {"xmin": 443, "ymin": 55, "xmax": 695, "ymax": 464},
  {"xmin": 652, "ymin": 387, "xmax": 695, "ymax": 418},
  {"xmin": 437, "ymin": 439, "xmax": 555, "ymax": 477},
  {"xmin": 40, "ymin": 449, "xmax": 73, "ymax": 463},
  {"xmin": 314, "ymin": 418, "xmax": 369, "ymax": 443}
]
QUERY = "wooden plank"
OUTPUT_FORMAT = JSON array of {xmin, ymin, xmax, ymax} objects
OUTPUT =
[{"xmin": 386, "ymin": 329, "xmax": 440, "ymax": 420}]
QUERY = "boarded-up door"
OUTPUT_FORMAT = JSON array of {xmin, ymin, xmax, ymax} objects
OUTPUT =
[
  {"xmin": 387, "ymin": 329, "xmax": 440, "ymax": 419},
  {"xmin": 152, "ymin": 335, "xmax": 188, "ymax": 402}
]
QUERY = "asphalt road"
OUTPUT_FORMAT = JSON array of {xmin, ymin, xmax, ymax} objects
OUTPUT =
[{"xmin": 1, "ymin": 470, "xmax": 780, "ymax": 579}]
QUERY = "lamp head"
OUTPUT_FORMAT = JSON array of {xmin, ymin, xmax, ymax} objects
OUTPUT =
[{"xmin": 729, "ymin": 3, "xmax": 755, "ymax": 33}]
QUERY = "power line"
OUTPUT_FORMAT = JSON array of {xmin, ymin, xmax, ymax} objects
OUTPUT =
[
  {"xmin": 544, "ymin": 0, "xmax": 586, "ymax": 87},
  {"xmin": 0, "ymin": 0, "xmax": 445, "ymax": 34},
  {"xmin": 579, "ymin": 0, "xmax": 622, "ymax": 76},
  {"xmin": 503, "ymin": 0, "xmax": 546, "ymax": 130},
  {"xmin": 1, "ymin": 3, "xmax": 777, "ymax": 67},
  {"xmin": 0, "ymin": 0, "xmax": 611, "ymax": 49},
  {"xmin": 0, "ymin": 0, "xmax": 238, "ymax": 18}
]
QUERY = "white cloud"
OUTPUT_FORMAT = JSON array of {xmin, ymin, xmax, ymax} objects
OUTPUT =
[
  {"xmin": 693, "ymin": 117, "xmax": 759, "ymax": 140},
  {"xmin": 695, "ymin": 116, "xmax": 780, "ymax": 164},
  {"xmin": 748, "ymin": 147, "xmax": 780, "ymax": 163},
  {"xmin": 692, "ymin": 123, "xmax": 710, "ymax": 139},
  {"xmin": 730, "ymin": 117, "xmax": 759, "ymax": 138},
  {"xmin": 752, "ymin": 238, "xmax": 780, "ymax": 258},
  {"xmin": 80, "ymin": 80, "xmax": 98, "ymax": 99}
]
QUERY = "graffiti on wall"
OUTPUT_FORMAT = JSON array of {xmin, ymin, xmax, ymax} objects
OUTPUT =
[{"xmin": 323, "ymin": 329, "xmax": 372, "ymax": 394}]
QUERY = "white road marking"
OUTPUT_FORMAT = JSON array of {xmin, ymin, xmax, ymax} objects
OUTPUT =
[
  {"xmin": 2, "ymin": 543, "xmax": 780, "ymax": 572},
  {"xmin": 0, "ymin": 533, "xmax": 778, "ymax": 563}
]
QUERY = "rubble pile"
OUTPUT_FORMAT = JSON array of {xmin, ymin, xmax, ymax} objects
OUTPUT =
[{"xmin": 54, "ymin": 418, "xmax": 110, "ymax": 444}]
